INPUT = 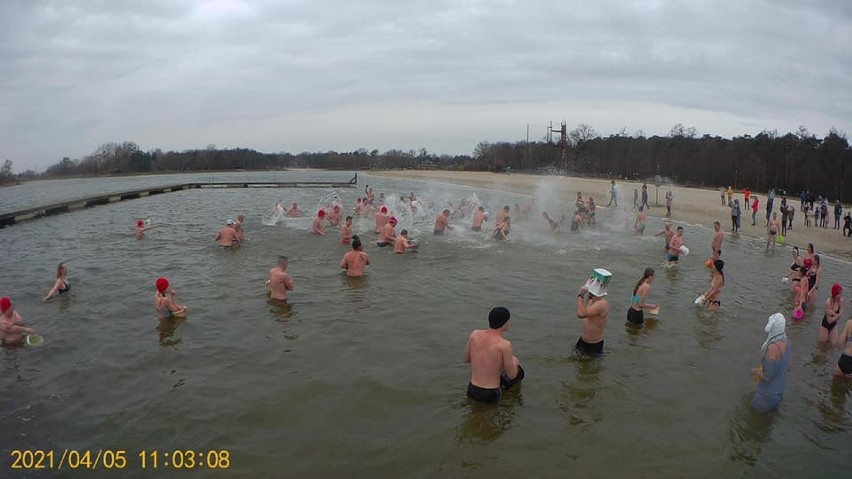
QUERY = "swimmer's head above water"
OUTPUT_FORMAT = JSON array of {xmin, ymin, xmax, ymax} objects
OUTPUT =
[
  {"xmin": 488, "ymin": 306, "xmax": 510, "ymax": 330},
  {"xmin": 1, "ymin": 296, "xmax": 12, "ymax": 313}
]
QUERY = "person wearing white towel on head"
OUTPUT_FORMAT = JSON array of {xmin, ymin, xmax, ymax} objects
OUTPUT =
[{"xmin": 751, "ymin": 313, "xmax": 792, "ymax": 412}]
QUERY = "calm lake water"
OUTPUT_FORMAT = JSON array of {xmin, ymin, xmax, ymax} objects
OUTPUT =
[{"xmin": 1, "ymin": 171, "xmax": 850, "ymax": 478}]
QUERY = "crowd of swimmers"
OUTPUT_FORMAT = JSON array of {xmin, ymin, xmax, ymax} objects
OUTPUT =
[{"xmin": 4, "ymin": 181, "xmax": 852, "ymax": 418}]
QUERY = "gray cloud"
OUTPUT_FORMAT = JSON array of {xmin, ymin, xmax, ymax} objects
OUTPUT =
[{"xmin": 1, "ymin": 0, "xmax": 850, "ymax": 170}]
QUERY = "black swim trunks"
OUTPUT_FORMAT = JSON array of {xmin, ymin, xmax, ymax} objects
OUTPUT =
[
  {"xmin": 575, "ymin": 337, "xmax": 604, "ymax": 357},
  {"xmin": 839, "ymin": 354, "xmax": 852, "ymax": 375},
  {"xmin": 434, "ymin": 230, "xmax": 444, "ymax": 236},
  {"xmin": 377, "ymin": 242, "xmax": 391, "ymax": 247},
  {"xmin": 467, "ymin": 365, "xmax": 525, "ymax": 404},
  {"xmin": 472, "ymin": 226, "xmax": 482, "ymax": 232},
  {"xmin": 627, "ymin": 307, "xmax": 644, "ymax": 325},
  {"xmin": 467, "ymin": 383, "xmax": 501, "ymax": 404}
]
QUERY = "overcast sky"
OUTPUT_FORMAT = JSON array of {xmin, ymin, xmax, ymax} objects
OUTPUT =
[{"xmin": 2, "ymin": 0, "xmax": 850, "ymax": 171}]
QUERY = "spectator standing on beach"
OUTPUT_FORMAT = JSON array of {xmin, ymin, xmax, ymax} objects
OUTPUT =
[
  {"xmin": 633, "ymin": 189, "xmax": 640, "ymax": 210},
  {"xmin": 744, "ymin": 188, "xmax": 751, "ymax": 211},
  {"xmin": 780, "ymin": 204, "xmax": 789, "ymax": 236},
  {"xmin": 720, "ymin": 187, "xmax": 726, "ymax": 206},
  {"xmin": 665, "ymin": 190, "xmax": 673, "ymax": 218},
  {"xmin": 751, "ymin": 196, "xmax": 759, "ymax": 225},
  {"xmin": 641, "ymin": 183, "xmax": 650, "ymax": 209},
  {"xmin": 766, "ymin": 191, "xmax": 775, "ymax": 226},
  {"xmin": 607, "ymin": 181, "xmax": 618, "ymax": 207},
  {"xmin": 787, "ymin": 204, "xmax": 795, "ymax": 231},
  {"xmin": 731, "ymin": 199, "xmax": 742, "ymax": 233},
  {"xmin": 843, "ymin": 212, "xmax": 852, "ymax": 237},
  {"xmin": 726, "ymin": 186, "xmax": 733, "ymax": 206},
  {"xmin": 834, "ymin": 200, "xmax": 842, "ymax": 230}
]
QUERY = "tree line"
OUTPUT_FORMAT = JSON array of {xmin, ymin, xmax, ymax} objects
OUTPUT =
[{"xmin": 14, "ymin": 124, "xmax": 852, "ymax": 202}]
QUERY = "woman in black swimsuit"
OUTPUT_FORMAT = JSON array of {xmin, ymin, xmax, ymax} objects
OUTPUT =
[
  {"xmin": 819, "ymin": 284, "xmax": 844, "ymax": 344},
  {"xmin": 43, "ymin": 262, "xmax": 70, "ymax": 301},
  {"xmin": 807, "ymin": 254, "xmax": 823, "ymax": 303}
]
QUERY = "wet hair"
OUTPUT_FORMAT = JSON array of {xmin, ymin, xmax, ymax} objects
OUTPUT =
[
  {"xmin": 345, "ymin": 215, "xmax": 353, "ymax": 221},
  {"xmin": 503, "ymin": 205, "xmax": 510, "ymax": 211},
  {"xmin": 813, "ymin": 253, "xmax": 820, "ymax": 266},
  {"xmin": 278, "ymin": 256, "xmax": 288, "ymax": 264},
  {"xmin": 489, "ymin": 306, "xmax": 510, "ymax": 329},
  {"xmin": 478, "ymin": 206, "xmax": 484, "ymax": 211},
  {"xmin": 713, "ymin": 221, "xmax": 720, "ymax": 227},
  {"xmin": 56, "ymin": 262, "xmax": 66, "ymax": 279},
  {"xmin": 807, "ymin": 243, "xmax": 814, "ymax": 253},
  {"xmin": 400, "ymin": 229, "xmax": 408, "ymax": 236},
  {"xmin": 714, "ymin": 260, "xmax": 725, "ymax": 284},
  {"xmin": 639, "ymin": 205, "xmax": 644, "ymax": 212},
  {"xmin": 443, "ymin": 209, "xmax": 450, "ymax": 214},
  {"xmin": 352, "ymin": 236, "xmax": 362, "ymax": 250},
  {"xmin": 677, "ymin": 226, "xmax": 684, "ymax": 231},
  {"xmin": 633, "ymin": 267, "xmax": 654, "ymax": 295}
]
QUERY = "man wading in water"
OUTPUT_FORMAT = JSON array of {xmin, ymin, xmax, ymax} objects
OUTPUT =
[{"xmin": 463, "ymin": 307, "xmax": 525, "ymax": 404}]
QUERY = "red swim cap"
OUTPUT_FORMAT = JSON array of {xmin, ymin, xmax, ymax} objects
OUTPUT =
[
  {"xmin": 0, "ymin": 297, "xmax": 11, "ymax": 313},
  {"xmin": 832, "ymin": 283, "xmax": 842, "ymax": 296},
  {"xmin": 380, "ymin": 206, "xmax": 388, "ymax": 213},
  {"xmin": 155, "ymin": 277, "xmax": 169, "ymax": 293},
  {"xmin": 389, "ymin": 216, "xmax": 397, "ymax": 224},
  {"xmin": 318, "ymin": 210, "xmax": 326, "ymax": 217},
  {"xmin": 137, "ymin": 220, "xmax": 144, "ymax": 227}
]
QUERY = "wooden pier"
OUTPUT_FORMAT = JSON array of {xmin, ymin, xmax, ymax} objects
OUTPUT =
[{"xmin": 0, "ymin": 174, "xmax": 357, "ymax": 228}]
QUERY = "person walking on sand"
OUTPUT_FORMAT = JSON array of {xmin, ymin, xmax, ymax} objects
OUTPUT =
[
  {"xmin": 641, "ymin": 183, "xmax": 650, "ymax": 210},
  {"xmin": 751, "ymin": 196, "xmax": 759, "ymax": 225},
  {"xmin": 731, "ymin": 199, "xmax": 742, "ymax": 233},
  {"xmin": 607, "ymin": 180, "xmax": 618, "ymax": 207},
  {"xmin": 726, "ymin": 186, "xmax": 733, "ymax": 206},
  {"xmin": 751, "ymin": 313, "xmax": 792, "ymax": 412},
  {"xmin": 463, "ymin": 307, "xmax": 525, "ymax": 404},
  {"xmin": 665, "ymin": 190, "xmax": 673, "ymax": 218},
  {"xmin": 720, "ymin": 187, "xmax": 726, "ymax": 206},
  {"xmin": 744, "ymin": 187, "xmax": 751, "ymax": 211}
]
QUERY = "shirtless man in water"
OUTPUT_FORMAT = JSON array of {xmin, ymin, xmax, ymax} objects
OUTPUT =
[
  {"xmin": 664, "ymin": 226, "xmax": 683, "ymax": 266},
  {"xmin": 655, "ymin": 222, "xmax": 674, "ymax": 252},
  {"xmin": 472, "ymin": 206, "xmax": 488, "ymax": 231},
  {"xmin": 214, "ymin": 220, "xmax": 238, "ymax": 247},
  {"xmin": 339, "ymin": 236, "xmax": 370, "ymax": 277},
  {"xmin": 135, "ymin": 219, "xmax": 159, "ymax": 239},
  {"xmin": 434, "ymin": 209, "xmax": 453, "ymax": 235},
  {"xmin": 711, "ymin": 221, "xmax": 724, "ymax": 260},
  {"xmin": 266, "ymin": 256, "xmax": 294, "ymax": 301},
  {"xmin": 0, "ymin": 297, "xmax": 35, "ymax": 346},
  {"xmin": 286, "ymin": 202, "xmax": 304, "ymax": 217},
  {"xmin": 378, "ymin": 217, "xmax": 397, "ymax": 247},
  {"xmin": 374, "ymin": 206, "xmax": 389, "ymax": 233},
  {"xmin": 766, "ymin": 212, "xmax": 780, "ymax": 253},
  {"xmin": 312, "ymin": 210, "xmax": 327, "ymax": 235},
  {"xmin": 575, "ymin": 285, "xmax": 609, "ymax": 356},
  {"xmin": 463, "ymin": 306, "xmax": 524, "ymax": 404},
  {"xmin": 495, "ymin": 205, "xmax": 511, "ymax": 226}
]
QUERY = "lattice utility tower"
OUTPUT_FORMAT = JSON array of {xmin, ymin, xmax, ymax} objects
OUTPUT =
[{"xmin": 549, "ymin": 121, "xmax": 568, "ymax": 173}]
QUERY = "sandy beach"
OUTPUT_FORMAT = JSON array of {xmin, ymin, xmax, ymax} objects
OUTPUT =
[{"xmin": 371, "ymin": 170, "xmax": 852, "ymax": 260}]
